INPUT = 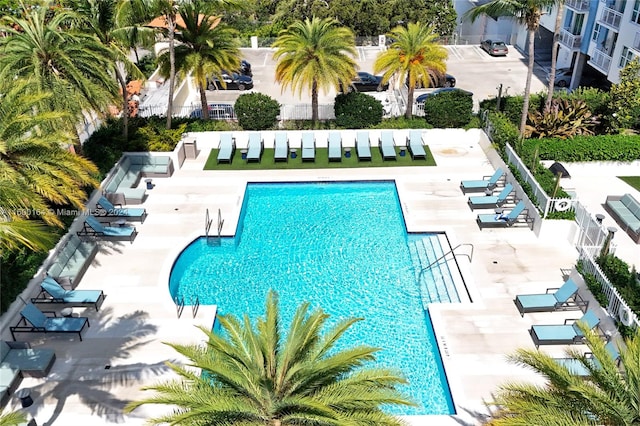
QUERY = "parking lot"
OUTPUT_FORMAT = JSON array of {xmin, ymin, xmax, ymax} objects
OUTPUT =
[{"xmin": 201, "ymin": 44, "xmax": 549, "ymax": 115}]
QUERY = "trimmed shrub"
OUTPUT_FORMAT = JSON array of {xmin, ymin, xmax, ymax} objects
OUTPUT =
[
  {"xmin": 334, "ymin": 92, "xmax": 383, "ymax": 128},
  {"xmin": 521, "ymin": 134, "xmax": 640, "ymax": 162},
  {"xmin": 422, "ymin": 90, "xmax": 473, "ymax": 128},
  {"xmin": 486, "ymin": 112, "xmax": 519, "ymax": 153},
  {"xmin": 235, "ymin": 93, "xmax": 281, "ymax": 130}
]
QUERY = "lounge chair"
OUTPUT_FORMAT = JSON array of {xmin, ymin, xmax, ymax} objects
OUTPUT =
[
  {"xmin": 217, "ymin": 134, "xmax": 235, "ymax": 164},
  {"xmin": 31, "ymin": 277, "xmax": 105, "ymax": 311},
  {"xmin": 407, "ymin": 130, "xmax": 426, "ymax": 160},
  {"xmin": 514, "ymin": 278, "xmax": 588, "ymax": 317},
  {"xmin": 96, "ymin": 196, "xmax": 147, "ymax": 223},
  {"xmin": 356, "ymin": 131, "xmax": 371, "ymax": 161},
  {"xmin": 555, "ymin": 341, "xmax": 620, "ymax": 376},
  {"xmin": 468, "ymin": 183, "xmax": 514, "ymax": 210},
  {"xmin": 77, "ymin": 216, "xmax": 137, "ymax": 243},
  {"xmin": 274, "ymin": 133, "xmax": 288, "ymax": 162},
  {"xmin": 529, "ymin": 309, "xmax": 601, "ymax": 348},
  {"xmin": 10, "ymin": 304, "xmax": 90, "ymax": 341},
  {"xmin": 328, "ymin": 132, "xmax": 342, "ymax": 162},
  {"xmin": 476, "ymin": 200, "xmax": 526, "ymax": 228},
  {"xmin": 379, "ymin": 131, "xmax": 396, "ymax": 160},
  {"xmin": 460, "ymin": 168, "xmax": 504, "ymax": 194},
  {"xmin": 302, "ymin": 133, "xmax": 315, "ymax": 161},
  {"xmin": 247, "ymin": 132, "xmax": 263, "ymax": 162}
]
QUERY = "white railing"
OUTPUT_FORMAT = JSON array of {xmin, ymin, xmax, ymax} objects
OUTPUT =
[
  {"xmin": 136, "ymin": 103, "xmax": 338, "ymax": 121},
  {"xmin": 565, "ymin": 0, "xmax": 590, "ymax": 11},
  {"xmin": 560, "ymin": 29, "xmax": 582, "ymax": 50},
  {"xmin": 504, "ymin": 144, "xmax": 554, "ymax": 216},
  {"xmin": 578, "ymin": 247, "xmax": 639, "ymax": 328},
  {"xmin": 599, "ymin": 6, "xmax": 622, "ymax": 29},
  {"xmin": 590, "ymin": 48, "xmax": 612, "ymax": 73},
  {"xmin": 574, "ymin": 201, "xmax": 610, "ymax": 248},
  {"xmin": 279, "ymin": 104, "xmax": 335, "ymax": 121}
]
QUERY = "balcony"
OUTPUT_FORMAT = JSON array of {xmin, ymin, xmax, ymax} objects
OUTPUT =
[
  {"xmin": 565, "ymin": 0, "xmax": 589, "ymax": 12},
  {"xmin": 599, "ymin": 7, "xmax": 622, "ymax": 30},
  {"xmin": 589, "ymin": 48, "xmax": 612, "ymax": 73},
  {"xmin": 560, "ymin": 29, "xmax": 582, "ymax": 50}
]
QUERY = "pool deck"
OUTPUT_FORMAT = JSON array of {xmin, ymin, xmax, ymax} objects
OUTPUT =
[{"xmin": 1, "ymin": 128, "xmax": 638, "ymax": 425}]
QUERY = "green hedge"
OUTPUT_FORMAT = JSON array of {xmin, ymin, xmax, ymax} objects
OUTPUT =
[
  {"xmin": 334, "ymin": 92, "xmax": 383, "ymax": 128},
  {"xmin": 235, "ymin": 93, "xmax": 280, "ymax": 130},
  {"xmin": 521, "ymin": 134, "xmax": 640, "ymax": 162}
]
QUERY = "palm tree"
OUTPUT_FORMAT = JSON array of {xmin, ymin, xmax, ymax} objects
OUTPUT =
[
  {"xmin": 546, "ymin": 2, "xmax": 565, "ymax": 111},
  {"xmin": 0, "ymin": 3, "xmax": 118, "ymax": 132},
  {"xmin": 115, "ymin": 0, "xmax": 157, "ymax": 64},
  {"xmin": 156, "ymin": 0, "xmax": 240, "ymax": 120},
  {"xmin": 374, "ymin": 22, "xmax": 448, "ymax": 119},
  {"xmin": 0, "ymin": 411, "xmax": 28, "ymax": 426},
  {"xmin": 465, "ymin": 0, "xmax": 560, "ymax": 136},
  {"xmin": 124, "ymin": 290, "xmax": 415, "ymax": 425},
  {"xmin": 68, "ymin": 0, "xmax": 147, "ymax": 141},
  {"xmin": 486, "ymin": 322, "xmax": 640, "ymax": 425},
  {"xmin": 273, "ymin": 17, "xmax": 357, "ymax": 124}
]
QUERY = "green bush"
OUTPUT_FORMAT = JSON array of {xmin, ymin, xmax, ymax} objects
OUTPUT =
[
  {"xmin": 334, "ymin": 92, "xmax": 383, "ymax": 128},
  {"xmin": 235, "ymin": 93, "xmax": 281, "ymax": 130},
  {"xmin": 422, "ymin": 91, "xmax": 473, "ymax": 128},
  {"xmin": 487, "ymin": 112, "xmax": 519, "ymax": 154},
  {"xmin": 1, "ymin": 246, "xmax": 52, "ymax": 313},
  {"xmin": 520, "ymin": 134, "xmax": 640, "ymax": 162},
  {"xmin": 185, "ymin": 120, "xmax": 240, "ymax": 132}
]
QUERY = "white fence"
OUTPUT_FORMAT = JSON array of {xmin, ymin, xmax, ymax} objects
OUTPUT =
[{"xmin": 137, "ymin": 103, "xmax": 336, "ymax": 121}]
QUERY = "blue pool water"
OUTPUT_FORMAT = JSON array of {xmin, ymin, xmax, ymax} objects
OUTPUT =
[{"xmin": 169, "ymin": 182, "xmax": 456, "ymax": 415}]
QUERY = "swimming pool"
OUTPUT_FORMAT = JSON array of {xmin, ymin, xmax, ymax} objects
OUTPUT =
[{"xmin": 169, "ymin": 181, "xmax": 457, "ymax": 415}]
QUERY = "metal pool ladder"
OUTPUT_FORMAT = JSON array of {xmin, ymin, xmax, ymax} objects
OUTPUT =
[{"xmin": 205, "ymin": 208, "xmax": 224, "ymax": 239}]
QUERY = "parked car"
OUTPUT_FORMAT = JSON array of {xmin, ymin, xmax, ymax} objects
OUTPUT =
[
  {"xmin": 546, "ymin": 67, "xmax": 607, "ymax": 88},
  {"xmin": 415, "ymin": 88, "xmax": 473, "ymax": 104},
  {"xmin": 190, "ymin": 103, "xmax": 235, "ymax": 119},
  {"xmin": 207, "ymin": 73, "xmax": 253, "ymax": 91},
  {"xmin": 480, "ymin": 40, "xmax": 509, "ymax": 56},
  {"xmin": 409, "ymin": 73, "xmax": 456, "ymax": 89},
  {"xmin": 239, "ymin": 60, "xmax": 252, "ymax": 76},
  {"xmin": 343, "ymin": 72, "xmax": 389, "ymax": 92}
]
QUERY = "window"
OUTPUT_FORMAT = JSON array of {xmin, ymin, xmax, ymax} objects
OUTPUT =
[
  {"xmin": 619, "ymin": 46, "xmax": 635, "ymax": 68},
  {"xmin": 633, "ymin": 0, "xmax": 640, "ymax": 24},
  {"xmin": 592, "ymin": 23, "xmax": 601, "ymax": 42}
]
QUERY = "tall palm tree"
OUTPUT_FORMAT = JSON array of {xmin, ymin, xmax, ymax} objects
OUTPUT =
[
  {"xmin": 0, "ymin": 411, "xmax": 28, "ymax": 426},
  {"xmin": 486, "ymin": 322, "xmax": 640, "ymax": 425},
  {"xmin": 374, "ymin": 22, "xmax": 448, "ymax": 119},
  {"xmin": 465, "ymin": 0, "xmax": 560, "ymax": 136},
  {"xmin": 68, "ymin": 0, "xmax": 146, "ymax": 140},
  {"xmin": 273, "ymin": 17, "xmax": 357, "ymax": 124},
  {"xmin": 546, "ymin": 2, "xmax": 565, "ymax": 111},
  {"xmin": 156, "ymin": 0, "xmax": 240, "ymax": 120},
  {"xmin": 115, "ymin": 0, "xmax": 157, "ymax": 64},
  {"xmin": 0, "ymin": 3, "xmax": 118, "ymax": 132},
  {"xmin": 124, "ymin": 290, "xmax": 415, "ymax": 425}
]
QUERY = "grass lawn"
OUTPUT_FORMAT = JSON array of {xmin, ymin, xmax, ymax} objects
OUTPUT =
[
  {"xmin": 619, "ymin": 176, "xmax": 640, "ymax": 191},
  {"xmin": 204, "ymin": 146, "xmax": 436, "ymax": 170}
]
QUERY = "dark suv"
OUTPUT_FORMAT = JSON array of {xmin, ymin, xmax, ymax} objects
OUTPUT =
[
  {"xmin": 343, "ymin": 72, "xmax": 389, "ymax": 92},
  {"xmin": 407, "ymin": 72, "xmax": 456, "ymax": 89}
]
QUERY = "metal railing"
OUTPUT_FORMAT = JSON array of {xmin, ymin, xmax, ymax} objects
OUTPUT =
[
  {"xmin": 173, "ymin": 295, "xmax": 200, "ymax": 318},
  {"xmin": 559, "ymin": 29, "xmax": 582, "ymax": 50},
  {"xmin": 589, "ymin": 48, "xmax": 612, "ymax": 73},
  {"xmin": 217, "ymin": 208, "xmax": 223, "ymax": 238},
  {"xmin": 280, "ymin": 104, "xmax": 335, "ymax": 121},
  {"xmin": 420, "ymin": 243, "xmax": 474, "ymax": 274},
  {"xmin": 205, "ymin": 208, "xmax": 212, "ymax": 237},
  {"xmin": 600, "ymin": 6, "xmax": 623, "ymax": 29},
  {"xmin": 565, "ymin": 0, "xmax": 590, "ymax": 11}
]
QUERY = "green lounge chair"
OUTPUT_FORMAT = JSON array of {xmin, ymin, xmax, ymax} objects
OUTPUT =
[
  {"xmin": 274, "ymin": 133, "xmax": 288, "ymax": 162},
  {"xmin": 468, "ymin": 183, "xmax": 514, "ymax": 210},
  {"xmin": 96, "ymin": 196, "xmax": 147, "ymax": 223},
  {"xmin": 328, "ymin": 132, "xmax": 342, "ymax": 162},
  {"xmin": 555, "ymin": 341, "xmax": 620, "ymax": 376},
  {"xmin": 302, "ymin": 133, "xmax": 315, "ymax": 161},
  {"xmin": 514, "ymin": 278, "xmax": 588, "ymax": 317},
  {"xmin": 78, "ymin": 216, "xmax": 137, "ymax": 243},
  {"xmin": 379, "ymin": 131, "xmax": 396, "ymax": 160},
  {"xmin": 407, "ymin": 130, "xmax": 426, "ymax": 160},
  {"xmin": 32, "ymin": 277, "xmax": 105, "ymax": 311},
  {"xmin": 217, "ymin": 134, "xmax": 235, "ymax": 164},
  {"xmin": 529, "ymin": 310, "xmax": 600, "ymax": 348},
  {"xmin": 476, "ymin": 200, "xmax": 526, "ymax": 228},
  {"xmin": 247, "ymin": 132, "xmax": 263, "ymax": 162},
  {"xmin": 460, "ymin": 168, "xmax": 504, "ymax": 194},
  {"xmin": 356, "ymin": 131, "xmax": 371, "ymax": 161},
  {"xmin": 10, "ymin": 304, "xmax": 90, "ymax": 341}
]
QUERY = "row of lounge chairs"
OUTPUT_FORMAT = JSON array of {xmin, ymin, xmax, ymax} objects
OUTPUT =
[{"xmin": 216, "ymin": 130, "xmax": 428, "ymax": 163}]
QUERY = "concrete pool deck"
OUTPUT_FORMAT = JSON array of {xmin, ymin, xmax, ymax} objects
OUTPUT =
[{"xmin": 1, "ymin": 128, "xmax": 637, "ymax": 425}]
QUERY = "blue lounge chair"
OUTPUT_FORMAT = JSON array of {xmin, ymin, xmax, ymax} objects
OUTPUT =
[
  {"xmin": 217, "ymin": 134, "xmax": 235, "ymax": 164},
  {"xmin": 10, "ymin": 303, "xmax": 90, "ymax": 341},
  {"xmin": 460, "ymin": 168, "xmax": 504, "ymax": 194},
  {"xmin": 77, "ymin": 216, "xmax": 137, "ymax": 243},
  {"xmin": 31, "ymin": 277, "xmax": 105, "ymax": 311},
  {"xmin": 476, "ymin": 200, "xmax": 526, "ymax": 228},
  {"xmin": 96, "ymin": 196, "xmax": 147, "ymax": 223},
  {"xmin": 274, "ymin": 133, "xmax": 288, "ymax": 162},
  {"xmin": 328, "ymin": 132, "xmax": 342, "ymax": 162},
  {"xmin": 247, "ymin": 132, "xmax": 263, "ymax": 162},
  {"xmin": 468, "ymin": 183, "xmax": 514, "ymax": 210},
  {"xmin": 407, "ymin": 130, "xmax": 426, "ymax": 160},
  {"xmin": 514, "ymin": 278, "xmax": 588, "ymax": 317},
  {"xmin": 379, "ymin": 131, "xmax": 396, "ymax": 160},
  {"xmin": 302, "ymin": 133, "xmax": 315, "ymax": 161},
  {"xmin": 529, "ymin": 310, "xmax": 601, "ymax": 348},
  {"xmin": 356, "ymin": 131, "xmax": 371, "ymax": 161},
  {"xmin": 556, "ymin": 341, "xmax": 620, "ymax": 376}
]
